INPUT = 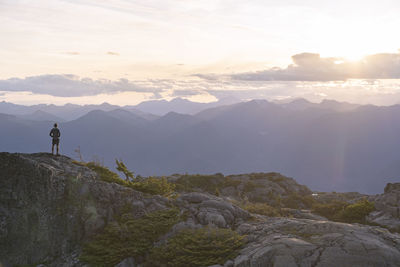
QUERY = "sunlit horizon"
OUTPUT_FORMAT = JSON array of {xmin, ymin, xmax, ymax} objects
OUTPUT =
[{"xmin": 1, "ymin": 0, "xmax": 400, "ymax": 106}]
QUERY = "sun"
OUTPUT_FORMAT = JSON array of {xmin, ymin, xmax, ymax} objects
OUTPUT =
[{"xmin": 314, "ymin": 15, "xmax": 399, "ymax": 63}]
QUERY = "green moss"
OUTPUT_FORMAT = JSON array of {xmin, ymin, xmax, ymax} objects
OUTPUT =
[
  {"xmin": 147, "ymin": 227, "xmax": 246, "ymax": 267},
  {"xmin": 80, "ymin": 208, "xmax": 181, "ymax": 266}
]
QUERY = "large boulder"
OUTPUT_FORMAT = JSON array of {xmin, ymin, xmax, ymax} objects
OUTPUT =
[
  {"xmin": 367, "ymin": 183, "xmax": 400, "ymax": 230},
  {"xmin": 233, "ymin": 218, "xmax": 400, "ymax": 267},
  {"xmin": 176, "ymin": 192, "xmax": 250, "ymax": 228}
]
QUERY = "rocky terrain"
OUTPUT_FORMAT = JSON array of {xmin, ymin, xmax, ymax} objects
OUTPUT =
[
  {"xmin": 1, "ymin": 152, "xmax": 400, "ymax": 267},
  {"xmin": 367, "ymin": 183, "xmax": 400, "ymax": 231}
]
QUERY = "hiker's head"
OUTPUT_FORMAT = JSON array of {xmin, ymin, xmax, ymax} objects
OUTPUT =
[{"xmin": 54, "ymin": 123, "xmax": 58, "ymax": 128}]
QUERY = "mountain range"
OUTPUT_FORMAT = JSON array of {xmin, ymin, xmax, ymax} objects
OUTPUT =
[
  {"xmin": 0, "ymin": 97, "xmax": 399, "ymax": 193},
  {"xmin": 0, "ymin": 97, "xmax": 240, "ymax": 121}
]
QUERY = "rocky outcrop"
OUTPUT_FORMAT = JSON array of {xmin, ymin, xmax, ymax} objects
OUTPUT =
[
  {"xmin": 0, "ymin": 153, "xmax": 170, "ymax": 266},
  {"xmin": 176, "ymin": 192, "xmax": 250, "ymax": 228},
  {"xmin": 232, "ymin": 217, "xmax": 400, "ymax": 267},
  {"xmin": 1, "ymin": 153, "xmax": 400, "ymax": 267},
  {"xmin": 168, "ymin": 172, "xmax": 313, "ymax": 208},
  {"xmin": 367, "ymin": 183, "xmax": 400, "ymax": 231},
  {"xmin": 223, "ymin": 173, "xmax": 312, "ymax": 202}
]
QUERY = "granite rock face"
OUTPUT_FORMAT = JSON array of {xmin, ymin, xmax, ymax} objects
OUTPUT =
[
  {"xmin": 1, "ymin": 153, "xmax": 400, "ymax": 267},
  {"xmin": 233, "ymin": 218, "xmax": 400, "ymax": 267},
  {"xmin": 0, "ymin": 153, "xmax": 169, "ymax": 266},
  {"xmin": 367, "ymin": 183, "xmax": 400, "ymax": 231}
]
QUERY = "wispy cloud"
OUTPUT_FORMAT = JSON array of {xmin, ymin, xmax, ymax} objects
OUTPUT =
[
  {"xmin": 2, "ymin": 74, "xmax": 400, "ymax": 106},
  {"xmin": 107, "ymin": 51, "xmax": 119, "ymax": 56},
  {"xmin": 63, "ymin": 51, "xmax": 80, "ymax": 55}
]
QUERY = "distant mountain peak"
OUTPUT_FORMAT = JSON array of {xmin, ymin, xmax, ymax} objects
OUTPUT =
[{"xmin": 290, "ymin": 98, "xmax": 313, "ymax": 104}]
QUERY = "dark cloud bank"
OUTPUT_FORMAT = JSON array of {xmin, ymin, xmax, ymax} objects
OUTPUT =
[{"xmin": 0, "ymin": 74, "xmax": 163, "ymax": 97}]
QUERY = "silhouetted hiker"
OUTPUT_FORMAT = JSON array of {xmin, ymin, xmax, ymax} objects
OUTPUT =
[{"xmin": 49, "ymin": 123, "xmax": 61, "ymax": 155}]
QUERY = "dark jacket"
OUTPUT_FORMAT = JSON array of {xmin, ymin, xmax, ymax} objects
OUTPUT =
[{"xmin": 50, "ymin": 128, "xmax": 61, "ymax": 139}]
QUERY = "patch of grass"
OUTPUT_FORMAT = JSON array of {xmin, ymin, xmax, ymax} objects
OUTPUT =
[
  {"xmin": 248, "ymin": 172, "xmax": 282, "ymax": 181},
  {"xmin": 267, "ymin": 176, "xmax": 287, "ymax": 183},
  {"xmin": 174, "ymin": 174, "xmax": 241, "ymax": 194},
  {"xmin": 243, "ymin": 181, "xmax": 258, "ymax": 192},
  {"xmin": 312, "ymin": 200, "xmax": 348, "ymax": 220},
  {"xmin": 80, "ymin": 208, "xmax": 181, "ymax": 267},
  {"xmin": 282, "ymin": 193, "xmax": 316, "ymax": 209},
  {"xmin": 242, "ymin": 202, "xmax": 281, "ymax": 217},
  {"xmin": 221, "ymin": 178, "xmax": 242, "ymax": 188},
  {"xmin": 147, "ymin": 227, "xmax": 246, "ymax": 267}
]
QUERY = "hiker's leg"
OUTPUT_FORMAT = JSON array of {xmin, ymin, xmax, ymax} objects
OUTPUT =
[
  {"xmin": 51, "ymin": 144, "xmax": 54, "ymax": 154},
  {"xmin": 56, "ymin": 144, "xmax": 59, "ymax": 155}
]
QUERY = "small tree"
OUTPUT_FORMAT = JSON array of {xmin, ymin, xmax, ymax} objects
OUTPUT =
[
  {"xmin": 115, "ymin": 159, "xmax": 134, "ymax": 181},
  {"xmin": 74, "ymin": 146, "xmax": 84, "ymax": 162}
]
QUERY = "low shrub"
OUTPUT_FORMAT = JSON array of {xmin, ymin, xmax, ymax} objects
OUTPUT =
[
  {"xmin": 337, "ymin": 199, "xmax": 375, "ymax": 223},
  {"xmin": 147, "ymin": 227, "xmax": 246, "ymax": 267},
  {"xmin": 130, "ymin": 177, "xmax": 175, "ymax": 196},
  {"xmin": 312, "ymin": 199, "xmax": 375, "ymax": 223},
  {"xmin": 80, "ymin": 208, "xmax": 181, "ymax": 266},
  {"xmin": 312, "ymin": 200, "xmax": 348, "ymax": 220},
  {"xmin": 73, "ymin": 161, "xmax": 129, "ymax": 186},
  {"xmin": 73, "ymin": 161, "xmax": 175, "ymax": 196}
]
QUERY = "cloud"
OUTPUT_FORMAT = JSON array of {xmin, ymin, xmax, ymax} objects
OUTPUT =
[
  {"xmin": 0, "ymin": 74, "xmax": 164, "ymax": 97},
  {"xmin": 171, "ymin": 89, "xmax": 204, "ymax": 97},
  {"xmin": 107, "ymin": 51, "xmax": 120, "ymax": 56},
  {"xmin": 227, "ymin": 52, "xmax": 400, "ymax": 81},
  {"xmin": 63, "ymin": 51, "xmax": 80, "ymax": 55},
  {"xmin": 191, "ymin": 73, "xmax": 221, "ymax": 80}
]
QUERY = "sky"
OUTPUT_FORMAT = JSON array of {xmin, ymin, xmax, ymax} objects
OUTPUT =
[{"xmin": 1, "ymin": 0, "xmax": 400, "ymax": 105}]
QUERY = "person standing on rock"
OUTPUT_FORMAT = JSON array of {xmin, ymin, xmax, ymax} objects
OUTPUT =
[{"xmin": 49, "ymin": 123, "xmax": 61, "ymax": 155}]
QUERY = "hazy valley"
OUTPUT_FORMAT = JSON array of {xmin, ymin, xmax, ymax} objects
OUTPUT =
[{"xmin": 1, "ymin": 98, "xmax": 399, "ymax": 194}]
